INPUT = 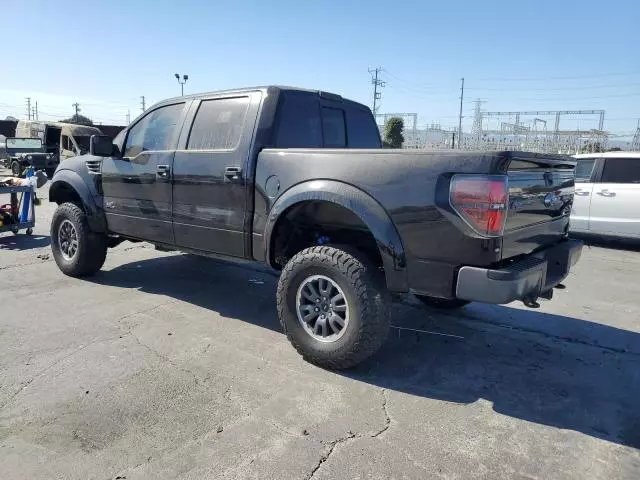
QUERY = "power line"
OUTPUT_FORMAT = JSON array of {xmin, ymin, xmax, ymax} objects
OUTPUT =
[
  {"xmin": 476, "ymin": 71, "xmax": 640, "ymax": 82},
  {"xmin": 476, "ymin": 92, "xmax": 640, "ymax": 102},
  {"xmin": 467, "ymin": 82, "xmax": 640, "ymax": 92}
]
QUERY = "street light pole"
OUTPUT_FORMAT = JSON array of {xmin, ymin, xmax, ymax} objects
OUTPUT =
[{"xmin": 174, "ymin": 73, "xmax": 189, "ymax": 96}]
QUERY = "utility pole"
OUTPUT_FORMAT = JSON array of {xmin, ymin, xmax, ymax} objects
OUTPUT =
[
  {"xmin": 26, "ymin": 97, "xmax": 31, "ymax": 120},
  {"xmin": 32, "ymin": 107, "xmax": 36, "ymax": 120},
  {"xmin": 457, "ymin": 78, "xmax": 464, "ymax": 149},
  {"xmin": 72, "ymin": 102, "xmax": 80, "ymax": 123},
  {"xmin": 126, "ymin": 110, "xmax": 131, "ymax": 125},
  {"xmin": 368, "ymin": 67, "xmax": 385, "ymax": 116},
  {"xmin": 140, "ymin": 95, "xmax": 146, "ymax": 112},
  {"xmin": 35, "ymin": 101, "xmax": 38, "ymax": 120}
]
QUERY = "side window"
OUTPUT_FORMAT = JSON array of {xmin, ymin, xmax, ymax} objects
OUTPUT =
[
  {"xmin": 187, "ymin": 97, "xmax": 249, "ymax": 150},
  {"xmin": 61, "ymin": 135, "xmax": 71, "ymax": 151},
  {"xmin": 575, "ymin": 159, "xmax": 596, "ymax": 182},
  {"xmin": 321, "ymin": 107, "xmax": 346, "ymax": 148},
  {"xmin": 345, "ymin": 107, "xmax": 381, "ymax": 148},
  {"xmin": 600, "ymin": 158, "xmax": 640, "ymax": 184},
  {"xmin": 275, "ymin": 92, "xmax": 322, "ymax": 148},
  {"xmin": 124, "ymin": 103, "xmax": 184, "ymax": 157}
]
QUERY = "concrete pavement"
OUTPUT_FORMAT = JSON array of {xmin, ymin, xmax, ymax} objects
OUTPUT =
[{"xmin": 1, "ymin": 169, "xmax": 639, "ymax": 479}]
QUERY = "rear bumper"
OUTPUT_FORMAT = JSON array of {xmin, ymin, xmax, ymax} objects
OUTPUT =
[{"xmin": 455, "ymin": 239, "xmax": 582, "ymax": 304}]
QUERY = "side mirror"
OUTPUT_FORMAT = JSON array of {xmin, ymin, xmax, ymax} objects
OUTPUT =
[{"xmin": 90, "ymin": 135, "xmax": 115, "ymax": 157}]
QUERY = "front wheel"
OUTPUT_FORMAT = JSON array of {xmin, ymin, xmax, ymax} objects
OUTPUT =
[
  {"xmin": 50, "ymin": 202, "xmax": 107, "ymax": 277},
  {"xmin": 11, "ymin": 161, "xmax": 22, "ymax": 177},
  {"xmin": 277, "ymin": 246, "xmax": 390, "ymax": 369}
]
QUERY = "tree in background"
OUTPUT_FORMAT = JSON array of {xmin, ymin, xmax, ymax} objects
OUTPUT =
[
  {"xmin": 62, "ymin": 114, "xmax": 94, "ymax": 126},
  {"xmin": 383, "ymin": 117, "xmax": 404, "ymax": 148}
]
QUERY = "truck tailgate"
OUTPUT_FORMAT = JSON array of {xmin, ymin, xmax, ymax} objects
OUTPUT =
[{"xmin": 501, "ymin": 154, "xmax": 576, "ymax": 260}]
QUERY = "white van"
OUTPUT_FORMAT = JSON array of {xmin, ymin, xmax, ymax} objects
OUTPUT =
[{"xmin": 571, "ymin": 151, "xmax": 640, "ymax": 239}]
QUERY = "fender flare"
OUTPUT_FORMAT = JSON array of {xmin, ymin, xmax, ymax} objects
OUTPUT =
[
  {"xmin": 48, "ymin": 169, "xmax": 106, "ymax": 233},
  {"xmin": 264, "ymin": 180, "xmax": 408, "ymax": 293}
]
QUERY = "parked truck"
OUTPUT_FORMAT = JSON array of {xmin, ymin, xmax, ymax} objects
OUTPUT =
[{"xmin": 48, "ymin": 86, "xmax": 582, "ymax": 368}]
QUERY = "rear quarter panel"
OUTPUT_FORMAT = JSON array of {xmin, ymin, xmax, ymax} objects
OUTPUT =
[{"xmin": 254, "ymin": 149, "xmax": 505, "ymax": 268}]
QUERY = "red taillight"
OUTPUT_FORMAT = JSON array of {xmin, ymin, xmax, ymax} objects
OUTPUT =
[{"xmin": 449, "ymin": 175, "xmax": 508, "ymax": 237}]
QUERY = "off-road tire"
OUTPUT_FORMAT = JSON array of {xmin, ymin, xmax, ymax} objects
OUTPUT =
[
  {"xmin": 416, "ymin": 295, "xmax": 470, "ymax": 310},
  {"xmin": 277, "ymin": 246, "xmax": 390, "ymax": 369},
  {"xmin": 51, "ymin": 202, "xmax": 107, "ymax": 277}
]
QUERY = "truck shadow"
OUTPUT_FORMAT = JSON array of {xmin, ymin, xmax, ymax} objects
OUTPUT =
[
  {"xmin": 89, "ymin": 253, "xmax": 640, "ymax": 449},
  {"xmin": 0, "ymin": 234, "xmax": 50, "ymax": 251}
]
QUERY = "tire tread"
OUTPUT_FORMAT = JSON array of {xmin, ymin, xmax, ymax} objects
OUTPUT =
[{"xmin": 277, "ymin": 246, "xmax": 389, "ymax": 369}]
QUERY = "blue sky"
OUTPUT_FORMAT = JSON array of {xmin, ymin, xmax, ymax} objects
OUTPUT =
[{"xmin": 1, "ymin": 0, "xmax": 638, "ymax": 136}]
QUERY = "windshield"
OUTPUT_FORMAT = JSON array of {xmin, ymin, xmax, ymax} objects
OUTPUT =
[{"xmin": 74, "ymin": 136, "xmax": 91, "ymax": 154}]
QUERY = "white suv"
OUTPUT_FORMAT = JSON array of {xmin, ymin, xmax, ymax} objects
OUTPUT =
[{"xmin": 571, "ymin": 152, "xmax": 640, "ymax": 239}]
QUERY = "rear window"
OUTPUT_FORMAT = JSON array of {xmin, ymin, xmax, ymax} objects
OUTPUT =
[
  {"xmin": 346, "ymin": 108, "xmax": 381, "ymax": 148},
  {"xmin": 275, "ymin": 92, "xmax": 380, "ymax": 149},
  {"xmin": 600, "ymin": 158, "xmax": 640, "ymax": 184},
  {"xmin": 188, "ymin": 96, "xmax": 249, "ymax": 150}
]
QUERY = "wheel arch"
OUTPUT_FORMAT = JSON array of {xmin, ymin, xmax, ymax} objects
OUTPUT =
[
  {"xmin": 49, "ymin": 170, "xmax": 106, "ymax": 233},
  {"xmin": 264, "ymin": 180, "xmax": 408, "ymax": 293}
]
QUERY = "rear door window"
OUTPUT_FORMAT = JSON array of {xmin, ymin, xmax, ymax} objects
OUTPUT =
[
  {"xmin": 600, "ymin": 158, "xmax": 640, "ymax": 184},
  {"xmin": 575, "ymin": 159, "xmax": 596, "ymax": 182},
  {"xmin": 321, "ymin": 107, "xmax": 346, "ymax": 148},
  {"xmin": 187, "ymin": 97, "xmax": 250, "ymax": 150}
]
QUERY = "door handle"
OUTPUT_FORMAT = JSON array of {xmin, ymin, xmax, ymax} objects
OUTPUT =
[
  {"xmin": 224, "ymin": 166, "xmax": 242, "ymax": 183},
  {"xmin": 574, "ymin": 189, "xmax": 590, "ymax": 196},
  {"xmin": 156, "ymin": 164, "xmax": 171, "ymax": 180},
  {"xmin": 596, "ymin": 189, "xmax": 616, "ymax": 197}
]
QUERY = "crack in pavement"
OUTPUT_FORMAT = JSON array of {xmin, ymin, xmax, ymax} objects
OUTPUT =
[
  {"xmin": 371, "ymin": 388, "xmax": 391, "ymax": 438},
  {"xmin": 0, "ymin": 333, "xmax": 130, "ymax": 411},
  {"xmin": 305, "ymin": 387, "xmax": 392, "ymax": 479},
  {"xmin": 129, "ymin": 328, "xmax": 204, "ymax": 387},
  {"xmin": 307, "ymin": 432, "xmax": 357, "ymax": 480}
]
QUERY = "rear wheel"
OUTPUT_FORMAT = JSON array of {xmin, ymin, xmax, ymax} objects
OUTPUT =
[
  {"xmin": 51, "ymin": 202, "xmax": 107, "ymax": 277},
  {"xmin": 416, "ymin": 295, "xmax": 470, "ymax": 310},
  {"xmin": 277, "ymin": 246, "xmax": 390, "ymax": 369}
]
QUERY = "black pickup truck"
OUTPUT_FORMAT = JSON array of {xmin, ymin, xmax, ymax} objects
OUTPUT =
[{"xmin": 48, "ymin": 86, "xmax": 582, "ymax": 368}]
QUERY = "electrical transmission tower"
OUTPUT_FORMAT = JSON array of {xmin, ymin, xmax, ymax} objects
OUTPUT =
[
  {"xmin": 471, "ymin": 99, "xmax": 485, "ymax": 146},
  {"xmin": 368, "ymin": 67, "xmax": 385, "ymax": 115},
  {"xmin": 72, "ymin": 103, "xmax": 81, "ymax": 123},
  {"xmin": 632, "ymin": 120, "xmax": 640, "ymax": 150}
]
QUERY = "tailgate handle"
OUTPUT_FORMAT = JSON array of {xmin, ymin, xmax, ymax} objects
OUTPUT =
[{"xmin": 596, "ymin": 189, "xmax": 616, "ymax": 197}]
